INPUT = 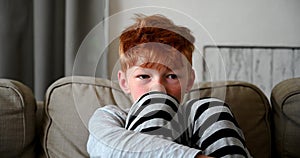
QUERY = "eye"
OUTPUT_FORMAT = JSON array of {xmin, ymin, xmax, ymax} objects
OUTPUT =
[
  {"xmin": 166, "ymin": 74, "xmax": 178, "ymax": 80},
  {"xmin": 137, "ymin": 74, "xmax": 150, "ymax": 80}
]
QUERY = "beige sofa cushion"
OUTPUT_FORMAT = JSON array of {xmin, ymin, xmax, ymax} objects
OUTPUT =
[
  {"xmin": 0, "ymin": 79, "xmax": 36, "ymax": 158},
  {"xmin": 271, "ymin": 77, "xmax": 300, "ymax": 158},
  {"xmin": 41, "ymin": 76, "xmax": 131, "ymax": 158},
  {"xmin": 41, "ymin": 76, "xmax": 271, "ymax": 158}
]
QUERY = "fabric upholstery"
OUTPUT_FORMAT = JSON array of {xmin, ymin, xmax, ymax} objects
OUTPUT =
[
  {"xmin": 41, "ymin": 76, "xmax": 272, "ymax": 158},
  {"xmin": 271, "ymin": 77, "xmax": 300, "ymax": 158},
  {"xmin": 0, "ymin": 79, "xmax": 36, "ymax": 158},
  {"xmin": 183, "ymin": 81, "xmax": 272, "ymax": 158},
  {"xmin": 40, "ymin": 76, "xmax": 131, "ymax": 158}
]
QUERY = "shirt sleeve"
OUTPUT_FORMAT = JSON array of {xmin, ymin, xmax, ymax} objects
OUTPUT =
[{"xmin": 87, "ymin": 105, "xmax": 201, "ymax": 158}]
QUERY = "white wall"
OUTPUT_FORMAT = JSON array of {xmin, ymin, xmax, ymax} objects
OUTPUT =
[{"xmin": 107, "ymin": 0, "xmax": 300, "ymax": 79}]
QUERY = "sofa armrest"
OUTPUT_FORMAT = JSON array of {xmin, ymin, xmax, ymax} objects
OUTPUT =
[
  {"xmin": 271, "ymin": 77, "xmax": 300, "ymax": 158},
  {"xmin": 0, "ymin": 79, "xmax": 36, "ymax": 158}
]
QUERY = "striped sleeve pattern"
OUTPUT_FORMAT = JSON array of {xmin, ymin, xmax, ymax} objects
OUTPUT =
[
  {"xmin": 124, "ymin": 92, "xmax": 252, "ymax": 157},
  {"xmin": 181, "ymin": 98, "xmax": 252, "ymax": 158},
  {"xmin": 125, "ymin": 91, "xmax": 180, "ymax": 140},
  {"xmin": 87, "ymin": 105, "xmax": 202, "ymax": 158}
]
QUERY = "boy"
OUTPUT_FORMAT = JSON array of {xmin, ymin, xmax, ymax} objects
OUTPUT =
[{"xmin": 87, "ymin": 14, "xmax": 251, "ymax": 158}]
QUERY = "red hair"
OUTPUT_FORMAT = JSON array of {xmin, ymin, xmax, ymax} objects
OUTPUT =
[{"xmin": 119, "ymin": 14, "xmax": 195, "ymax": 71}]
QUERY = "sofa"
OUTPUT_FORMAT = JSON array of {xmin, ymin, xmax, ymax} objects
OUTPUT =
[{"xmin": 0, "ymin": 76, "xmax": 299, "ymax": 158}]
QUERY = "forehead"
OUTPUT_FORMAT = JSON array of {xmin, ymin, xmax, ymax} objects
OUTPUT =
[
  {"xmin": 136, "ymin": 49, "xmax": 188, "ymax": 69},
  {"xmin": 121, "ymin": 42, "xmax": 192, "ymax": 72}
]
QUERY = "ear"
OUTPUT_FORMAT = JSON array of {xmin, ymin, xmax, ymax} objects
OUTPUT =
[
  {"xmin": 118, "ymin": 70, "xmax": 131, "ymax": 94},
  {"xmin": 186, "ymin": 69, "xmax": 195, "ymax": 93}
]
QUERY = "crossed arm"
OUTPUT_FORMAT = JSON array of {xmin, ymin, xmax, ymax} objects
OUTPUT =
[
  {"xmin": 87, "ymin": 105, "xmax": 204, "ymax": 158},
  {"xmin": 87, "ymin": 94, "xmax": 251, "ymax": 157}
]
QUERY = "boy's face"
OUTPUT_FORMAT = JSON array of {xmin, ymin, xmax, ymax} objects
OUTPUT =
[{"xmin": 118, "ymin": 61, "xmax": 195, "ymax": 103}]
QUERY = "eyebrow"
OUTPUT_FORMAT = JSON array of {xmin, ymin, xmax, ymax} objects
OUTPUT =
[{"xmin": 136, "ymin": 66, "xmax": 184, "ymax": 74}]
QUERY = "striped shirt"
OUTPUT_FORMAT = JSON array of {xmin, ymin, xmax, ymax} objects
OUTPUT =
[{"xmin": 87, "ymin": 92, "xmax": 252, "ymax": 158}]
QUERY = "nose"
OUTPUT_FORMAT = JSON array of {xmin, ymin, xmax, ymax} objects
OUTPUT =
[
  {"xmin": 150, "ymin": 84, "xmax": 166, "ymax": 93},
  {"xmin": 149, "ymin": 79, "xmax": 166, "ymax": 93}
]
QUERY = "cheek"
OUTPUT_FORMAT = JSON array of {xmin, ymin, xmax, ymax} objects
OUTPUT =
[
  {"xmin": 129, "ymin": 84, "xmax": 149, "ymax": 101},
  {"xmin": 166, "ymin": 84, "xmax": 183, "ymax": 101},
  {"xmin": 167, "ymin": 78, "xmax": 190, "ymax": 102}
]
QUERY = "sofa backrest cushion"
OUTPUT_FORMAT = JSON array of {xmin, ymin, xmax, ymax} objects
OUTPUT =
[
  {"xmin": 41, "ymin": 76, "xmax": 271, "ymax": 158},
  {"xmin": 41, "ymin": 76, "xmax": 132, "ymax": 158},
  {"xmin": 0, "ymin": 79, "xmax": 36, "ymax": 158},
  {"xmin": 271, "ymin": 77, "xmax": 300, "ymax": 158}
]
